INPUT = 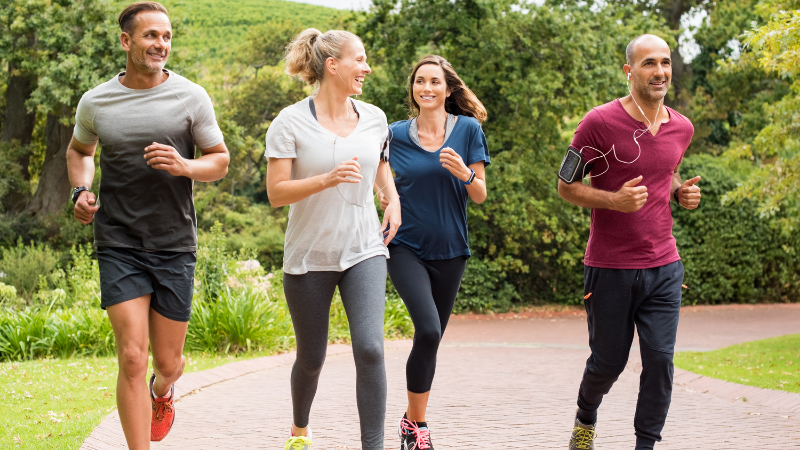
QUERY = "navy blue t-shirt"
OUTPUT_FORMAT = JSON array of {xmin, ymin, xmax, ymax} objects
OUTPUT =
[{"xmin": 389, "ymin": 116, "xmax": 491, "ymax": 260}]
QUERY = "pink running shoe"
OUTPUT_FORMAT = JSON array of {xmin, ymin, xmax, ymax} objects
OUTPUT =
[{"xmin": 398, "ymin": 417, "xmax": 433, "ymax": 450}]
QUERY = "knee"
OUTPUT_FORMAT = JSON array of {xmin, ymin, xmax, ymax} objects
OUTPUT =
[
  {"xmin": 153, "ymin": 353, "xmax": 184, "ymax": 380},
  {"xmin": 295, "ymin": 351, "xmax": 326, "ymax": 378},
  {"xmin": 641, "ymin": 348, "xmax": 674, "ymax": 376},
  {"xmin": 353, "ymin": 341, "xmax": 384, "ymax": 368},
  {"xmin": 586, "ymin": 357, "xmax": 626, "ymax": 381},
  {"xmin": 117, "ymin": 345, "xmax": 149, "ymax": 381},
  {"xmin": 413, "ymin": 326, "xmax": 442, "ymax": 350}
]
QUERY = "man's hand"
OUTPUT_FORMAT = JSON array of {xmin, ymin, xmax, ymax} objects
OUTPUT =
[
  {"xmin": 677, "ymin": 176, "xmax": 701, "ymax": 210},
  {"xmin": 74, "ymin": 191, "xmax": 99, "ymax": 225},
  {"xmin": 144, "ymin": 142, "xmax": 190, "ymax": 177},
  {"xmin": 613, "ymin": 175, "xmax": 648, "ymax": 213}
]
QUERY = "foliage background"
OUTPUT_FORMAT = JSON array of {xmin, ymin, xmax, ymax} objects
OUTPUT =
[{"xmin": 0, "ymin": 0, "xmax": 798, "ymax": 317}]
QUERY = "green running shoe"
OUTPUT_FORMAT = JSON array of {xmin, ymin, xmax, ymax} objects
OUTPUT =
[
  {"xmin": 285, "ymin": 427, "xmax": 313, "ymax": 450},
  {"xmin": 568, "ymin": 414, "xmax": 597, "ymax": 450}
]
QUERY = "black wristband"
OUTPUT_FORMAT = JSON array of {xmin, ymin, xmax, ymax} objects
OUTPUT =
[
  {"xmin": 72, "ymin": 187, "xmax": 90, "ymax": 204},
  {"xmin": 673, "ymin": 187, "xmax": 681, "ymax": 205}
]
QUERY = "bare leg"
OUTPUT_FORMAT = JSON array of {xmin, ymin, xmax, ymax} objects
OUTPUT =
[
  {"xmin": 107, "ymin": 295, "xmax": 152, "ymax": 450},
  {"xmin": 149, "ymin": 308, "xmax": 189, "ymax": 397},
  {"xmin": 406, "ymin": 390, "xmax": 431, "ymax": 422},
  {"xmin": 292, "ymin": 424, "xmax": 309, "ymax": 437}
]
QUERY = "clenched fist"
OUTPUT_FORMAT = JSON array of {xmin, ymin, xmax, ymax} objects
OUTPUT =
[{"xmin": 614, "ymin": 176, "xmax": 648, "ymax": 213}]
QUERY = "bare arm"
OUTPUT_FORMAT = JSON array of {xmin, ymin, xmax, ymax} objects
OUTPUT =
[
  {"xmin": 439, "ymin": 148, "xmax": 488, "ymax": 204},
  {"xmin": 375, "ymin": 160, "xmax": 401, "ymax": 245},
  {"xmin": 143, "ymin": 141, "xmax": 229, "ymax": 182},
  {"xmin": 266, "ymin": 156, "xmax": 362, "ymax": 208},
  {"xmin": 66, "ymin": 136, "xmax": 99, "ymax": 225},
  {"xmin": 558, "ymin": 175, "xmax": 648, "ymax": 213}
]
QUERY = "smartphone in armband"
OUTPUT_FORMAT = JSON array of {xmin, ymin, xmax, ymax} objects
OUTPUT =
[{"xmin": 558, "ymin": 146, "xmax": 592, "ymax": 184}]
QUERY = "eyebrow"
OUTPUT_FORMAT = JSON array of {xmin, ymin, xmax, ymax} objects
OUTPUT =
[{"xmin": 641, "ymin": 56, "xmax": 671, "ymax": 64}]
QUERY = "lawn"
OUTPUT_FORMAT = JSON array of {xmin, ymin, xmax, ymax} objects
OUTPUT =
[
  {"xmin": 674, "ymin": 334, "xmax": 800, "ymax": 394},
  {"xmin": 0, "ymin": 350, "xmax": 282, "ymax": 449}
]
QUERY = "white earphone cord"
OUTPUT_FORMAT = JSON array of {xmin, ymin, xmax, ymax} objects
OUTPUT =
[
  {"xmin": 332, "ymin": 100, "xmax": 392, "ymax": 209},
  {"xmin": 578, "ymin": 78, "xmax": 663, "ymax": 179}
]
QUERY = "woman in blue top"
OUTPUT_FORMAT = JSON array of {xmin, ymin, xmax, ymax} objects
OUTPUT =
[{"xmin": 384, "ymin": 55, "xmax": 490, "ymax": 450}]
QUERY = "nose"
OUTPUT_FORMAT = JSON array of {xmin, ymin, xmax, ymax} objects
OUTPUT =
[{"xmin": 363, "ymin": 61, "xmax": 371, "ymax": 74}]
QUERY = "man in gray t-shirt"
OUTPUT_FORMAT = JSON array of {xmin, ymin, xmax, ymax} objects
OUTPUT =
[{"xmin": 66, "ymin": 2, "xmax": 228, "ymax": 446}]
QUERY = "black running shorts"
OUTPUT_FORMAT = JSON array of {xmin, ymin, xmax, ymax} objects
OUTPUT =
[{"xmin": 96, "ymin": 246, "xmax": 196, "ymax": 322}]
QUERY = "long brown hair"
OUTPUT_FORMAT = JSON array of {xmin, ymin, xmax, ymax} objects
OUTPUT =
[{"xmin": 407, "ymin": 55, "xmax": 487, "ymax": 123}]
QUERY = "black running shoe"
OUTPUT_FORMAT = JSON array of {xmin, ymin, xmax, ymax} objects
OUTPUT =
[{"xmin": 398, "ymin": 417, "xmax": 433, "ymax": 450}]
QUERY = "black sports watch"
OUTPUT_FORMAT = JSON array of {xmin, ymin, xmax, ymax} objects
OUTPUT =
[
  {"xmin": 673, "ymin": 187, "xmax": 681, "ymax": 205},
  {"xmin": 71, "ymin": 187, "xmax": 90, "ymax": 204}
]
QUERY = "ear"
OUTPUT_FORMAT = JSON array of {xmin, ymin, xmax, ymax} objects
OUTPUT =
[
  {"xmin": 325, "ymin": 57, "xmax": 337, "ymax": 75},
  {"xmin": 120, "ymin": 32, "xmax": 132, "ymax": 52},
  {"xmin": 623, "ymin": 64, "xmax": 632, "ymax": 81}
]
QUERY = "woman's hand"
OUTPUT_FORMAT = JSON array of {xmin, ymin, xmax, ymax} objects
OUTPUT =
[
  {"xmin": 381, "ymin": 199, "xmax": 401, "ymax": 245},
  {"xmin": 439, "ymin": 147, "xmax": 471, "ymax": 181},
  {"xmin": 325, "ymin": 156, "xmax": 362, "ymax": 188}
]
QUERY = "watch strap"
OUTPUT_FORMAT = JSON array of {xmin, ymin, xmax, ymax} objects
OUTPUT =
[
  {"xmin": 464, "ymin": 169, "xmax": 476, "ymax": 185},
  {"xmin": 72, "ymin": 187, "xmax": 90, "ymax": 204}
]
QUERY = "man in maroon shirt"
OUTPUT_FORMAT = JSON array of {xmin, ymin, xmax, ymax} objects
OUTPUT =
[{"xmin": 558, "ymin": 35, "xmax": 702, "ymax": 450}]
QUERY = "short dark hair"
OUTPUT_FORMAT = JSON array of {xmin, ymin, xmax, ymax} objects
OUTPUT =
[{"xmin": 118, "ymin": 1, "xmax": 168, "ymax": 34}]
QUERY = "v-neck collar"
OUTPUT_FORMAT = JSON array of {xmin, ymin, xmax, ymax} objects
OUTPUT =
[{"xmin": 614, "ymin": 98, "xmax": 671, "ymax": 139}]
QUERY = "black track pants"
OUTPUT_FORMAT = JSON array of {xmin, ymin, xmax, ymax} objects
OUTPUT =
[
  {"xmin": 577, "ymin": 260, "xmax": 684, "ymax": 444},
  {"xmin": 387, "ymin": 244, "xmax": 468, "ymax": 393}
]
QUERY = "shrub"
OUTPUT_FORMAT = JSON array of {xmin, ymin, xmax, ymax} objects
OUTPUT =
[
  {"xmin": 673, "ymin": 154, "xmax": 800, "ymax": 304},
  {"xmin": 0, "ymin": 238, "xmax": 61, "ymax": 302}
]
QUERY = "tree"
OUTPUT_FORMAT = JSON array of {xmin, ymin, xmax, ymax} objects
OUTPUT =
[
  {"xmin": 722, "ymin": 0, "xmax": 800, "ymax": 233},
  {"xmin": 0, "ymin": 0, "xmax": 123, "ymax": 215},
  {"xmin": 356, "ymin": 0, "xmax": 669, "ymax": 303}
]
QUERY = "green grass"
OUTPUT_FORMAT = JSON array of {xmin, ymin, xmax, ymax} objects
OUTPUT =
[
  {"xmin": 0, "ymin": 351, "xmax": 282, "ymax": 449},
  {"xmin": 1, "ymin": 292, "xmax": 412, "ymax": 449},
  {"xmin": 165, "ymin": 0, "xmax": 341, "ymax": 64},
  {"xmin": 675, "ymin": 334, "xmax": 800, "ymax": 393}
]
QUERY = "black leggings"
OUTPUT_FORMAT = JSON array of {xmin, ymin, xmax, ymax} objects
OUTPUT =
[{"xmin": 387, "ymin": 244, "xmax": 468, "ymax": 393}]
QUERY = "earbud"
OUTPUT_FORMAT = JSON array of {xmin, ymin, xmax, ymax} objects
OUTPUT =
[{"xmin": 627, "ymin": 73, "xmax": 631, "ymax": 81}]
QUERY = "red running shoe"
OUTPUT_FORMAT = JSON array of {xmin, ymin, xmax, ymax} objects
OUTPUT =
[{"xmin": 149, "ymin": 374, "xmax": 175, "ymax": 441}]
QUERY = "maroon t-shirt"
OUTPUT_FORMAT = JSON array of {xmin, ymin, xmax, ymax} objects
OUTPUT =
[{"xmin": 570, "ymin": 99, "xmax": 694, "ymax": 269}]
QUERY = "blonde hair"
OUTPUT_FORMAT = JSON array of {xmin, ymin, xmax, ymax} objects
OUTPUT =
[{"xmin": 284, "ymin": 28, "xmax": 361, "ymax": 86}]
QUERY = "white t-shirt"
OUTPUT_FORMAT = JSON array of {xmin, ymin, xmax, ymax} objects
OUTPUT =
[{"xmin": 265, "ymin": 97, "xmax": 390, "ymax": 274}]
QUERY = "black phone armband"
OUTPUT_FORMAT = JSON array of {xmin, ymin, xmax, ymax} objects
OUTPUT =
[{"xmin": 558, "ymin": 146, "xmax": 593, "ymax": 184}]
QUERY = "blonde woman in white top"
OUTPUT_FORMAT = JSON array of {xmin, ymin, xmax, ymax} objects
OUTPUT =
[{"xmin": 265, "ymin": 28, "xmax": 401, "ymax": 450}]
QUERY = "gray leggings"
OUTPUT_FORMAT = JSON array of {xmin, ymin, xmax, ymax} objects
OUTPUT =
[{"xmin": 283, "ymin": 256, "xmax": 387, "ymax": 450}]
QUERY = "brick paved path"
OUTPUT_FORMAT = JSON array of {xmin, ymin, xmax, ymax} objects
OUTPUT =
[{"xmin": 83, "ymin": 304, "xmax": 800, "ymax": 449}]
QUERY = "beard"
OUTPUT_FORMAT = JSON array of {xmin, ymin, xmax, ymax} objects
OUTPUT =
[
  {"xmin": 131, "ymin": 49, "xmax": 167, "ymax": 74},
  {"xmin": 634, "ymin": 77, "xmax": 670, "ymax": 103}
]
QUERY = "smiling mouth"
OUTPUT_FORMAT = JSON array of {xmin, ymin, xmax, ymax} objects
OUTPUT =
[
  {"xmin": 355, "ymin": 76, "xmax": 364, "ymax": 86},
  {"xmin": 420, "ymin": 96, "xmax": 435, "ymax": 101},
  {"xmin": 148, "ymin": 52, "xmax": 166, "ymax": 60},
  {"xmin": 650, "ymin": 80, "xmax": 667, "ymax": 87}
]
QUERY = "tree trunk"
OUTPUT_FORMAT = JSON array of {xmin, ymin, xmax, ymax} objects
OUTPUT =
[
  {"xmin": 27, "ymin": 110, "xmax": 73, "ymax": 216},
  {"xmin": 1, "ymin": 66, "xmax": 37, "ymax": 211},
  {"xmin": 664, "ymin": 0, "xmax": 693, "ymax": 110}
]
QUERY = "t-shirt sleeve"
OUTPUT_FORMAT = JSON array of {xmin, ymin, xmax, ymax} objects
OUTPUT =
[
  {"xmin": 467, "ymin": 120, "xmax": 491, "ymax": 167},
  {"xmin": 191, "ymin": 89, "xmax": 225, "ymax": 149},
  {"xmin": 264, "ymin": 109, "xmax": 297, "ymax": 159},
  {"xmin": 570, "ymin": 109, "xmax": 607, "ymax": 173},
  {"xmin": 73, "ymin": 94, "xmax": 99, "ymax": 145}
]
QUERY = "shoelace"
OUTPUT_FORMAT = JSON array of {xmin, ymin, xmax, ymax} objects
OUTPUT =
[
  {"xmin": 572, "ymin": 426, "xmax": 597, "ymax": 449},
  {"xmin": 400, "ymin": 419, "xmax": 431, "ymax": 450},
  {"xmin": 285, "ymin": 435, "xmax": 312, "ymax": 450},
  {"xmin": 152, "ymin": 400, "xmax": 173, "ymax": 421}
]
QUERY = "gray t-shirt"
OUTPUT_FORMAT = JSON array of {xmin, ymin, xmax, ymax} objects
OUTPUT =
[
  {"xmin": 265, "ymin": 97, "xmax": 390, "ymax": 274},
  {"xmin": 74, "ymin": 70, "xmax": 224, "ymax": 252}
]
